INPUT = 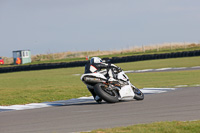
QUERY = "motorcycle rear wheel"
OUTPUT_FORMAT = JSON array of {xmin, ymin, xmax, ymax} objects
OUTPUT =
[{"xmin": 94, "ymin": 83, "xmax": 119, "ymax": 103}]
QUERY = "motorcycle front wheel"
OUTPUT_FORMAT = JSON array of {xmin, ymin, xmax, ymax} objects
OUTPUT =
[
  {"xmin": 94, "ymin": 83, "xmax": 119, "ymax": 103},
  {"xmin": 133, "ymin": 88, "xmax": 144, "ymax": 100}
]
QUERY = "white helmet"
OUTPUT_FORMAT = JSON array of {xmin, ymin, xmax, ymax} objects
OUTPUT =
[{"xmin": 90, "ymin": 57, "xmax": 102, "ymax": 64}]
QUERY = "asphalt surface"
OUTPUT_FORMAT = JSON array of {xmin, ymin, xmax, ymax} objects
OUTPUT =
[{"xmin": 0, "ymin": 86, "xmax": 200, "ymax": 133}]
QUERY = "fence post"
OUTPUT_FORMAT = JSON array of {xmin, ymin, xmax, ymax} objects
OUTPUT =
[
  {"xmin": 184, "ymin": 42, "xmax": 186, "ymax": 49},
  {"xmin": 157, "ymin": 45, "xmax": 159, "ymax": 52},
  {"xmin": 170, "ymin": 43, "xmax": 172, "ymax": 50},
  {"xmin": 142, "ymin": 45, "xmax": 145, "ymax": 53}
]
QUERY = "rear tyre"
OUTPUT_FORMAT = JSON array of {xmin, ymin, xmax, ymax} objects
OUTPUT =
[
  {"xmin": 133, "ymin": 88, "xmax": 144, "ymax": 100},
  {"xmin": 94, "ymin": 83, "xmax": 119, "ymax": 103}
]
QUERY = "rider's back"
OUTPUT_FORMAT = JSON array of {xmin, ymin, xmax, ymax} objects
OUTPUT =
[{"xmin": 84, "ymin": 61, "xmax": 91, "ymax": 74}]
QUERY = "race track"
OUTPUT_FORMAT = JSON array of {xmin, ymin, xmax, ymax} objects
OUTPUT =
[{"xmin": 0, "ymin": 86, "xmax": 200, "ymax": 133}]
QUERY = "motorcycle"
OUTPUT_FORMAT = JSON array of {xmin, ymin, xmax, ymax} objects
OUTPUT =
[{"xmin": 81, "ymin": 63, "xmax": 144, "ymax": 103}]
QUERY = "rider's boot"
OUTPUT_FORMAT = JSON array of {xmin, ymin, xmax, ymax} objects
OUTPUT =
[
  {"xmin": 95, "ymin": 95, "xmax": 102, "ymax": 104},
  {"xmin": 88, "ymin": 87, "xmax": 102, "ymax": 104}
]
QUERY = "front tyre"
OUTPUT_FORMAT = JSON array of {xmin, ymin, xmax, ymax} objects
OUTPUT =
[
  {"xmin": 94, "ymin": 83, "xmax": 119, "ymax": 103},
  {"xmin": 133, "ymin": 88, "xmax": 144, "ymax": 100}
]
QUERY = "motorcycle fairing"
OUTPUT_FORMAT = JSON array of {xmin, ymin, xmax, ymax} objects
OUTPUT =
[
  {"xmin": 117, "ymin": 71, "xmax": 129, "ymax": 82},
  {"xmin": 119, "ymin": 85, "xmax": 135, "ymax": 100},
  {"xmin": 81, "ymin": 73, "xmax": 107, "ymax": 81}
]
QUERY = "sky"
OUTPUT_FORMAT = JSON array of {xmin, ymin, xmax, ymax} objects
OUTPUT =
[{"xmin": 0, "ymin": 0, "xmax": 200, "ymax": 57}]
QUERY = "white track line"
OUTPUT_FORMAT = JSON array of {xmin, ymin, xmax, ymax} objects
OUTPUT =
[
  {"xmin": 124, "ymin": 66, "xmax": 200, "ymax": 73},
  {"xmin": 72, "ymin": 66, "xmax": 200, "ymax": 75},
  {"xmin": 0, "ymin": 88, "xmax": 177, "ymax": 112}
]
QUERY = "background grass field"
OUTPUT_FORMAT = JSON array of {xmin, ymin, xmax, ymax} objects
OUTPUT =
[
  {"xmin": 0, "ymin": 56, "xmax": 200, "ymax": 106},
  {"xmin": 1, "ymin": 42, "xmax": 200, "ymax": 65},
  {"xmin": 1, "ymin": 56, "xmax": 200, "ymax": 132}
]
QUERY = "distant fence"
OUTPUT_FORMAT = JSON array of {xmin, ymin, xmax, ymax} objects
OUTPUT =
[
  {"xmin": 0, "ymin": 50, "xmax": 200, "ymax": 73},
  {"xmin": 110, "ymin": 50, "xmax": 200, "ymax": 63}
]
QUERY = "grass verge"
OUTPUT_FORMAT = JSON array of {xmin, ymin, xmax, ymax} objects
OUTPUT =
[
  {"xmin": 0, "ymin": 56, "xmax": 200, "ymax": 106},
  {"xmin": 127, "ymin": 70, "xmax": 200, "ymax": 88},
  {"xmin": 83, "ymin": 120, "xmax": 200, "ymax": 133}
]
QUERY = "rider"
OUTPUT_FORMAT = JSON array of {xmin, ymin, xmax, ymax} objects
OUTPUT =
[{"xmin": 84, "ymin": 57, "xmax": 121, "ymax": 103}]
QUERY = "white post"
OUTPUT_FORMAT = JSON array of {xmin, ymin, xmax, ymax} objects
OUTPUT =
[
  {"xmin": 142, "ymin": 45, "xmax": 145, "ymax": 53},
  {"xmin": 157, "ymin": 44, "xmax": 159, "ymax": 52},
  {"xmin": 170, "ymin": 43, "xmax": 172, "ymax": 50},
  {"xmin": 184, "ymin": 42, "xmax": 186, "ymax": 49}
]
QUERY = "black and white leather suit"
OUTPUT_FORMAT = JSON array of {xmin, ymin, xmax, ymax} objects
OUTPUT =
[{"xmin": 84, "ymin": 61, "xmax": 120, "ymax": 99}]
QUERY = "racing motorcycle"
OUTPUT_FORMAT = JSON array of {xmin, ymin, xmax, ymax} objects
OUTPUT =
[{"xmin": 81, "ymin": 64, "xmax": 144, "ymax": 103}]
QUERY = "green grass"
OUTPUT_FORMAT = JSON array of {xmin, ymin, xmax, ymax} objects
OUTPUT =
[
  {"xmin": 83, "ymin": 120, "xmax": 200, "ymax": 133},
  {"xmin": 127, "ymin": 70, "xmax": 200, "ymax": 88},
  {"xmin": 0, "ymin": 67, "xmax": 88, "ymax": 105},
  {"xmin": 116, "ymin": 56, "xmax": 200, "ymax": 70},
  {"xmin": 0, "ymin": 56, "xmax": 200, "ymax": 106}
]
